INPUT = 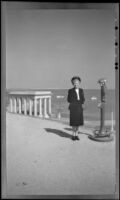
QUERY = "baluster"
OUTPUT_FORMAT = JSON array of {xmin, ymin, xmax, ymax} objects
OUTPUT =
[
  {"xmin": 34, "ymin": 98, "xmax": 37, "ymax": 116},
  {"xmin": 39, "ymin": 98, "xmax": 43, "ymax": 117},
  {"xmin": 44, "ymin": 98, "xmax": 49, "ymax": 118},
  {"xmin": 21, "ymin": 98, "xmax": 23, "ymax": 114},
  {"xmin": 10, "ymin": 97, "xmax": 13, "ymax": 112},
  {"xmin": 18, "ymin": 97, "xmax": 22, "ymax": 114},
  {"xmin": 13, "ymin": 97, "xmax": 17, "ymax": 113},
  {"xmin": 23, "ymin": 98, "xmax": 27, "ymax": 115},
  {"xmin": 8, "ymin": 92, "xmax": 52, "ymax": 118},
  {"xmin": 48, "ymin": 97, "xmax": 52, "ymax": 116},
  {"xmin": 29, "ymin": 98, "xmax": 32, "ymax": 116}
]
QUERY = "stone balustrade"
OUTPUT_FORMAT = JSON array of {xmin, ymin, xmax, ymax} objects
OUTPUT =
[{"xmin": 7, "ymin": 91, "xmax": 52, "ymax": 118}]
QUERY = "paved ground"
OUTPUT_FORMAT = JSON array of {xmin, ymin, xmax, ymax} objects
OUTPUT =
[{"xmin": 6, "ymin": 112, "xmax": 116, "ymax": 195}]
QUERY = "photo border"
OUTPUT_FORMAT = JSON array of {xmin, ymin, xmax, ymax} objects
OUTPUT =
[{"xmin": 1, "ymin": 2, "xmax": 119, "ymax": 199}]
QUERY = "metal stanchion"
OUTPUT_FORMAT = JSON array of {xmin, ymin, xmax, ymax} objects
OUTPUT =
[
  {"xmin": 88, "ymin": 78, "xmax": 114, "ymax": 142},
  {"xmin": 56, "ymin": 95, "xmax": 64, "ymax": 120}
]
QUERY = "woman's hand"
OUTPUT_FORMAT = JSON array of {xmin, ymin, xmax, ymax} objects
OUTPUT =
[
  {"xmin": 97, "ymin": 102, "xmax": 104, "ymax": 108},
  {"xmin": 82, "ymin": 104, "xmax": 86, "ymax": 109}
]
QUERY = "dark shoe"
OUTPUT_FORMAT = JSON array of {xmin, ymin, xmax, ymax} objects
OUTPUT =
[
  {"xmin": 72, "ymin": 136, "xmax": 76, "ymax": 141},
  {"xmin": 75, "ymin": 136, "xmax": 80, "ymax": 140}
]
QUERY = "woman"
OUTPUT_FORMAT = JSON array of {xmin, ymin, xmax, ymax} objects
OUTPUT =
[{"xmin": 67, "ymin": 76, "xmax": 85, "ymax": 141}]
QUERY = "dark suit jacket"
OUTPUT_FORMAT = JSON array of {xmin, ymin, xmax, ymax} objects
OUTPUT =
[{"xmin": 67, "ymin": 88, "xmax": 85, "ymax": 107}]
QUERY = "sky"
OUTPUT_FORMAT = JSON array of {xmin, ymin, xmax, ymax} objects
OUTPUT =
[{"xmin": 6, "ymin": 6, "xmax": 115, "ymax": 90}]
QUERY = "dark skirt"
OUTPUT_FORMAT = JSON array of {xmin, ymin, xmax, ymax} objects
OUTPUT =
[{"xmin": 69, "ymin": 103, "xmax": 84, "ymax": 126}]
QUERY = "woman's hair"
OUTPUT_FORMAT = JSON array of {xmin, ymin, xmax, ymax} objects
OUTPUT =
[{"xmin": 71, "ymin": 76, "xmax": 81, "ymax": 84}]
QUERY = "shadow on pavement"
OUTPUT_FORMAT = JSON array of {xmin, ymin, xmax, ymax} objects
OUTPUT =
[
  {"xmin": 45, "ymin": 128, "xmax": 72, "ymax": 139},
  {"xmin": 64, "ymin": 127, "xmax": 92, "ymax": 136},
  {"xmin": 64, "ymin": 127, "xmax": 73, "ymax": 131}
]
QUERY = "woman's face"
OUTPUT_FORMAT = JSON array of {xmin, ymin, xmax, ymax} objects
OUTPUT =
[{"xmin": 73, "ymin": 79, "xmax": 80, "ymax": 88}]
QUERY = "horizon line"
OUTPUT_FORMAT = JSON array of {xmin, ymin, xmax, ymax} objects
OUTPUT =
[{"xmin": 6, "ymin": 88, "xmax": 115, "ymax": 90}]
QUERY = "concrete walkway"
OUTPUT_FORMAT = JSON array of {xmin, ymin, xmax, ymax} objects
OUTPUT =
[{"xmin": 6, "ymin": 112, "xmax": 116, "ymax": 195}]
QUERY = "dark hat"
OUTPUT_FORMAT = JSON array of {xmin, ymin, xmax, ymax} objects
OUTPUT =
[{"xmin": 71, "ymin": 76, "xmax": 81, "ymax": 84}]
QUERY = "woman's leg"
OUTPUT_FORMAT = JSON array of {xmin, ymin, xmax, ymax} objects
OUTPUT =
[
  {"xmin": 75, "ymin": 126, "xmax": 80, "ymax": 140},
  {"xmin": 72, "ymin": 126, "xmax": 80, "ymax": 140},
  {"xmin": 72, "ymin": 126, "xmax": 76, "ymax": 140},
  {"xmin": 76, "ymin": 126, "xmax": 79, "ymax": 135},
  {"xmin": 74, "ymin": 126, "xmax": 77, "ymax": 137}
]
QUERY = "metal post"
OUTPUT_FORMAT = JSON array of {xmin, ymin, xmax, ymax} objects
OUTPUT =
[
  {"xmin": 111, "ymin": 111, "xmax": 115, "ymax": 133},
  {"xmin": 99, "ymin": 85, "xmax": 106, "ymax": 135},
  {"xmin": 88, "ymin": 78, "xmax": 114, "ymax": 142}
]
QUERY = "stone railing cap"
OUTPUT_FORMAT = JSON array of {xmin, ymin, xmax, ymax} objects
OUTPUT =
[{"xmin": 9, "ymin": 91, "xmax": 52, "ymax": 95}]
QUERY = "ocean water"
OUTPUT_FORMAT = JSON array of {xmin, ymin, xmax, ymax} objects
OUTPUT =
[
  {"xmin": 6, "ymin": 89, "xmax": 115, "ymax": 121},
  {"xmin": 50, "ymin": 89, "xmax": 115, "ymax": 121}
]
